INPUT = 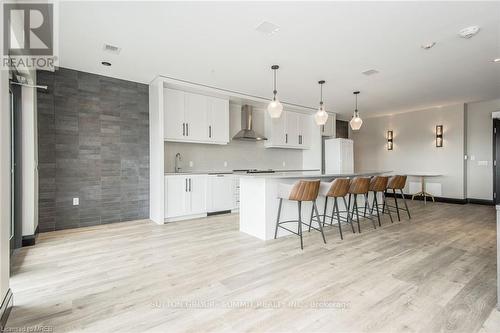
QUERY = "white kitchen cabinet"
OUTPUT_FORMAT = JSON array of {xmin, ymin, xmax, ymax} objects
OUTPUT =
[
  {"xmin": 207, "ymin": 175, "xmax": 234, "ymax": 212},
  {"xmin": 207, "ymin": 97, "xmax": 229, "ymax": 144},
  {"xmin": 164, "ymin": 88, "xmax": 185, "ymax": 140},
  {"xmin": 164, "ymin": 175, "xmax": 190, "ymax": 218},
  {"xmin": 286, "ymin": 112, "xmax": 299, "ymax": 146},
  {"xmin": 163, "ymin": 88, "xmax": 229, "ymax": 144},
  {"xmin": 189, "ymin": 175, "xmax": 207, "ymax": 214},
  {"xmin": 321, "ymin": 112, "xmax": 336, "ymax": 137},
  {"xmin": 265, "ymin": 111, "xmax": 311, "ymax": 149},
  {"xmin": 298, "ymin": 113, "xmax": 311, "ymax": 147},
  {"xmin": 165, "ymin": 175, "xmax": 207, "ymax": 220}
]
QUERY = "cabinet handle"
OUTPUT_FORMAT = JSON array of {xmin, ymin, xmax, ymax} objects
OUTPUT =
[
  {"xmin": 186, "ymin": 123, "xmax": 189, "ymax": 136},
  {"xmin": 185, "ymin": 178, "xmax": 188, "ymax": 192},
  {"xmin": 182, "ymin": 123, "xmax": 185, "ymax": 136},
  {"xmin": 209, "ymin": 125, "xmax": 212, "ymax": 138},
  {"xmin": 285, "ymin": 133, "xmax": 288, "ymax": 144},
  {"xmin": 189, "ymin": 178, "xmax": 192, "ymax": 192}
]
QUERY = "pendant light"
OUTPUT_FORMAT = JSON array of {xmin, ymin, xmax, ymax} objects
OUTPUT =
[
  {"xmin": 267, "ymin": 65, "xmax": 283, "ymax": 118},
  {"xmin": 350, "ymin": 91, "xmax": 363, "ymax": 130},
  {"xmin": 314, "ymin": 80, "xmax": 329, "ymax": 126}
]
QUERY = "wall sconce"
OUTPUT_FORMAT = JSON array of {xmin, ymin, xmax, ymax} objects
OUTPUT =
[
  {"xmin": 436, "ymin": 125, "xmax": 443, "ymax": 147},
  {"xmin": 387, "ymin": 130, "xmax": 393, "ymax": 150}
]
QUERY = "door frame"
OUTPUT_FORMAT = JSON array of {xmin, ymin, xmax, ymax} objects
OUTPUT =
[
  {"xmin": 9, "ymin": 83, "xmax": 22, "ymax": 253},
  {"xmin": 493, "ymin": 119, "xmax": 500, "ymax": 204}
]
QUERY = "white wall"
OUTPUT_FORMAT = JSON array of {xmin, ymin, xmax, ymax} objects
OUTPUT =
[
  {"xmin": 466, "ymin": 98, "xmax": 500, "ymax": 200},
  {"xmin": 351, "ymin": 104, "xmax": 466, "ymax": 199},
  {"xmin": 0, "ymin": 68, "xmax": 11, "ymax": 306}
]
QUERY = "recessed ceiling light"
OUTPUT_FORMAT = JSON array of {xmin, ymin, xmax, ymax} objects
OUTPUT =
[
  {"xmin": 421, "ymin": 42, "xmax": 436, "ymax": 50},
  {"xmin": 458, "ymin": 25, "xmax": 480, "ymax": 39},
  {"xmin": 101, "ymin": 61, "xmax": 111, "ymax": 67},
  {"xmin": 494, "ymin": 58, "xmax": 500, "ymax": 63},
  {"xmin": 362, "ymin": 69, "xmax": 379, "ymax": 76},
  {"xmin": 255, "ymin": 21, "xmax": 280, "ymax": 35}
]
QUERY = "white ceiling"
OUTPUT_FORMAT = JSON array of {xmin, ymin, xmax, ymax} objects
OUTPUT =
[{"xmin": 58, "ymin": 1, "xmax": 500, "ymax": 118}]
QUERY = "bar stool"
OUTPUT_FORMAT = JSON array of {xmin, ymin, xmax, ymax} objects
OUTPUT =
[
  {"xmin": 384, "ymin": 175, "xmax": 411, "ymax": 221},
  {"xmin": 315, "ymin": 178, "xmax": 354, "ymax": 240},
  {"xmin": 348, "ymin": 177, "xmax": 377, "ymax": 233},
  {"xmin": 369, "ymin": 176, "xmax": 393, "ymax": 226},
  {"xmin": 274, "ymin": 180, "xmax": 326, "ymax": 249}
]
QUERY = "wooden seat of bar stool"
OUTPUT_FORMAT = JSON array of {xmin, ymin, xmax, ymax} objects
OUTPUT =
[
  {"xmin": 347, "ymin": 177, "xmax": 377, "ymax": 233},
  {"xmin": 314, "ymin": 178, "xmax": 355, "ymax": 240},
  {"xmin": 274, "ymin": 180, "xmax": 326, "ymax": 249},
  {"xmin": 369, "ymin": 176, "xmax": 393, "ymax": 226},
  {"xmin": 383, "ymin": 175, "xmax": 411, "ymax": 221}
]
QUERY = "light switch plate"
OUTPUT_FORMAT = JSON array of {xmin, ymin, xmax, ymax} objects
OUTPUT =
[
  {"xmin": 282, "ymin": 161, "xmax": 286, "ymax": 167},
  {"xmin": 189, "ymin": 161, "xmax": 194, "ymax": 167},
  {"xmin": 73, "ymin": 198, "xmax": 79, "ymax": 206},
  {"xmin": 224, "ymin": 161, "xmax": 228, "ymax": 167}
]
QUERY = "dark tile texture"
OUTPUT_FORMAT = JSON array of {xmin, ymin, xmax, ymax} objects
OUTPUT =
[{"xmin": 37, "ymin": 68, "xmax": 149, "ymax": 232}]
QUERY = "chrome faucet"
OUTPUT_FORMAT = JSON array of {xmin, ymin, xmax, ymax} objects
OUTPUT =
[{"xmin": 175, "ymin": 153, "xmax": 182, "ymax": 173}]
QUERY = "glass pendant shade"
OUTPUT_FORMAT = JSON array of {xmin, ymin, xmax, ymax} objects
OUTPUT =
[
  {"xmin": 267, "ymin": 99, "xmax": 283, "ymax": 118},
  {"xmin": 267, "ymin": 65, "xmax": 283, "ymax": 118},
  {"xmin": 350, "ymin": 111, "xmax": 363, "ymax": 130},
  {"xmin": 350, "ymin": 91, "xmax": 363, "ymax": 130},
  {"xmin": 314, "ymin": 80, "xmax": 328, "ymax": 125},
  {"xmin": 314, "ymin": 107, "xmax": 329, "ymax": 125}
]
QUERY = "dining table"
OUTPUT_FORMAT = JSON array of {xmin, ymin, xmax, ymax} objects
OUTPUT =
[{"xmin": 406, "ymin": 172, "xmax": 442, "ymax": 204}]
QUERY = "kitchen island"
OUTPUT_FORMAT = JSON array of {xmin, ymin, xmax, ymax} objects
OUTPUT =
[{"xmin": 239, "ymin": 171, "xmax": 389, "ymax": 240}]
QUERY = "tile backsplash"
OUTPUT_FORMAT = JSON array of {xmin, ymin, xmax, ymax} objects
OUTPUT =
[{"xmin": 164, "ymin": 140, "xmax": 303, "ymax": 172}]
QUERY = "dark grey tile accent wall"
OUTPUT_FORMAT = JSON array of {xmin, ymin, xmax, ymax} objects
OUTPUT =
[{"xmin": 37, "ymin": 68, "xmax": 149, "ymax": 232}]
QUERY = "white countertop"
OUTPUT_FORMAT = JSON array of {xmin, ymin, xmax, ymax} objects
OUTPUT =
[
  {"xmin": 238, "ymin": 170, "xmax": 391, "ymax": 179},
  {"xmin": 164, "ymin": 169, "xmax": 320, "ymax": 176}
]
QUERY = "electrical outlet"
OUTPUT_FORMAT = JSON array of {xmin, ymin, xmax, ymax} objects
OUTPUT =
[
  {"xmin": 73, "ymin": 198, "xmax": 79, "ymax": 206},
  {"xmin": 282, "ymin": 161, "xmax": 286, "ymax": 167},
  {"xmin": 189, "ymin": 161, "xmax": 194, "ymax": 167},
  {"xmin": 224, "ymin": 161, "xmax": 228, "ymax": 167}
]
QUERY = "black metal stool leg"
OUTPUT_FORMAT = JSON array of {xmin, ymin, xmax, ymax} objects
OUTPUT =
[
  {"xmin": 400, "ymin": 189, "xmax": 411, "ymax": 219},
  {"xmin": 334, "ymin": 198, "xmax": 343, "ymax": 240},
  {"xmin": 383, "ymin": 192, "xmax": 393, "ymax": 223},
  {"xmin": 370, "ymin": 194, "xmax": 376, "ymax": 215},
  {"xmin": 393, "ymin": 189, "xmax": 401, "ymax": 221},
  {"xmin": 343, "ymin": 196, "xmax": 355, "ymax": 233},
  {"xmin": 374, "ymin": 194, "xmax": 381, "ymax": 226},
  {"xmin": 323, "ymin": 197, "xmax": 328, "ymax": 226},
  {"xmin": 274, "ymin": 198, "xmax": 283, "ymax": 239},
  {"xmin": 313, "ymin": 202, "xmax": 327, "ymax": 244},
  {"xmin": 298, "ymin": 201, "xmax": 303, "ymax": 249},
  {"xmin": 308, "ymin": 203, "xmax": 314, "ymax": 232},
  {"xmin": 354, "ymin": 194, "xmax": 361, "ymax": 233}
]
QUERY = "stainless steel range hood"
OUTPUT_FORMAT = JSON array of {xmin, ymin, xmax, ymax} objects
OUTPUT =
[{"xmin": 232, "ymin": 105, "xmax": 267, "ymax": 141}]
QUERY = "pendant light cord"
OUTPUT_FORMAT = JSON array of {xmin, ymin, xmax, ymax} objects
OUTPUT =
[
  {"xmin": 320, "ymin": 84, "xmax": 323, "ymax": 106},
  {"xmin": 273, "ymin": 69, "xmax": 277, "ymax": 101}
]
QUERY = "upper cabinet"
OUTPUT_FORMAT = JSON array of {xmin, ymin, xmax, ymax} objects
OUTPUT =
[
  {"xmin": 164, "ymin": 88, "xmax": 229, "ymax": 144},
  {"xmin": 264, "ymin": 111, "xmax": 312, "ymax": 149},
  {"xmin": 321, "ymin": 112, "xmax": 336, "ymax": 137}
]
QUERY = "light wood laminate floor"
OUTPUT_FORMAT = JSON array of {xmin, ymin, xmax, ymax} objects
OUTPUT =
[{"xmin": 6, "ymin": 201, "xmax": 499, "ymax": 333}]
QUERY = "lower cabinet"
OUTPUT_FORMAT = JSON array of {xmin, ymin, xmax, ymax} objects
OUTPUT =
[
  {"xmin": 165, "ymin": 175, "xmax": 207, "ymax": 220},
  {"xmin": 164, "ymin": 174, "xmax": 239, "ymax": 222}
]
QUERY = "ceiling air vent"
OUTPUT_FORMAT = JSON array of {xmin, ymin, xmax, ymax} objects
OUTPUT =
[
  {"xmin": 255, "ymin": 21, "xmax": 280, "ymax": 35},
  {"xmin": 362, "ymin": 69, "xmax": 379, "ymax": 76},
  {"xmin": 103, "ymin": 43, "xmax": 121, "ymax": 54}
]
